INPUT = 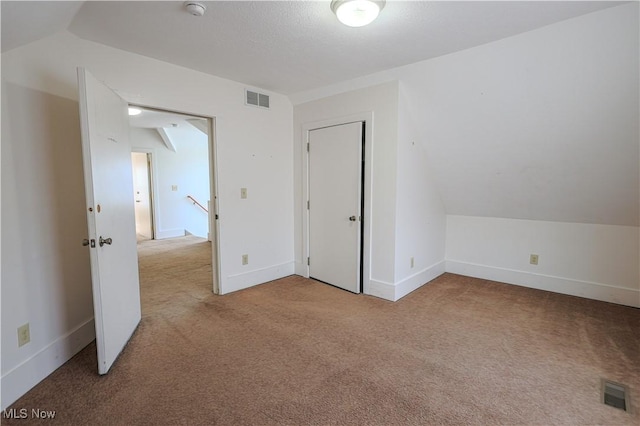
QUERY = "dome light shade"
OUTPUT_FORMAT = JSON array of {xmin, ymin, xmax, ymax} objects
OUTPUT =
[{"xmin": 331, "ymin": 0, "xmax": 386, "ymax": 27}]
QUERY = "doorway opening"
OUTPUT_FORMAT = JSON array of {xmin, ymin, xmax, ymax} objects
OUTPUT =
[
  {"xmin": 128, "ymin": 105, "xmax": 221, "ymax": 297},
  {"xmin": 131, "ymin": 152, "xmax": 155, "ymax": 241}
]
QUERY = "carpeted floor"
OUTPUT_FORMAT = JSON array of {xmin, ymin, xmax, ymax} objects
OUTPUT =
[{"xmin": 4, "ymin": 236, "xmax": 639, "ymax": 425}]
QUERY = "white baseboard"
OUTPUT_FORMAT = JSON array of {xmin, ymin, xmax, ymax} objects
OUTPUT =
[
  {"xmin": 367, "ymin": 279, "xmax": 396, "ymax": 301},
  {"xmin": 446, "ymin": 260, "xmax": 640, "ymax": 308},
  {"xmin": 1, "ymin": 318, "xmax": 95, "ymax": 410},
  {"xmin": 155, "ymin": 228, "xmax": 185, "ymax": 239},
  {"xmin": 394, "ymin": 261, "xmax": 446, "ymax": 301},
  {"xmin": 367, "ymin": 261, "xmax": 446, "ymax": 302},
  {"xmin": 222, "ymin": 261, "xmax": 295, "ymax": 294}
]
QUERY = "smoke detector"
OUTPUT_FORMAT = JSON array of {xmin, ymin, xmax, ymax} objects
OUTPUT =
[{"xmin": 184, "ymin": 1, "xmax": 206, "ymax": 17}]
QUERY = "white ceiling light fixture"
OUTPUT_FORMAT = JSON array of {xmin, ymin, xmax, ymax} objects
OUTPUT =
[
  {"xmin": 184, "ymin": 1, "xmax": 206, "ymax": 17},
  {"xmin": 331, "ymin": 0, "xmax": 386, "ymax": 27},
  {"xmin": 128, "ymin": 107, "xmax": 142, "ymax": 116}
]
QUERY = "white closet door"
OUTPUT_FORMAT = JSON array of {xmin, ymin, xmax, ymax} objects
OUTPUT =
[{"xmin": 308, "ymin": 122, "xmax": 363, "ymax": 293}]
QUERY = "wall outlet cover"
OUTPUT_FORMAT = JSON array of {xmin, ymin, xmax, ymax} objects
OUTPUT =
[{"xmin": 18, "ymin": 323, "xmax": 30, "ymax": 347}]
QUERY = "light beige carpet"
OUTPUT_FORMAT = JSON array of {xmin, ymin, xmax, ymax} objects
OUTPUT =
[{"xmin": 4, "ymin": 236, "xmax": 639, "ymax": 425}]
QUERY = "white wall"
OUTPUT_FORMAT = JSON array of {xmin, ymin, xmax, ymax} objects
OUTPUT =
[
  {"xmin": 1, "ymin": 31, "xmax": 294, "ymax": 409},
  {"xmin": 398, "ymin": 2, "xmax": 639, "ymax": 227},
  {"xmin": 446, "ymin": 216, "xmax": 640, "ymax": 307},
  {"xmin": 291, "ymin": 3, "xmax": 638, "ymax": 305},
  {"xmin": 131, "ymin": 125, "xmax": 210, "ymax": 239},
  {"xmin": 1, "ymin": 82, "xmax": 95, "ymax": 409},
  {"xmin": 292, "ymin": 5, "xmax": 638, "ymax": 229},
  {"xmin": 294, "ymin": 82, "xmax": 399, "ymax": 298},
  {"xmin": 393, "ymin": 82, "xmax": 447, "ymax": 299},
  {"xmin": 412, "ymin": 3, "xmax": 639, "ymax": 307},
  {"xmin": 293, "ymin": 81, "xmax": 448, "ymax": 301}
]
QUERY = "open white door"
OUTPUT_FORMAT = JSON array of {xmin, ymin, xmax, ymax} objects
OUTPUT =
[
  {"xmin": 78, "ymin": 68, "xmax": 141, "ymax": 375},
  {"xmin": 308, "ymin": 122, "xmax": 363, "ymax": 293}
]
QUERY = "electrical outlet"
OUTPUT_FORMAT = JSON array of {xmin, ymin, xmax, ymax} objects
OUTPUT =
[
  {"xmin": 242, "ymin": 254, "xmax": 248, "ymax": 265},
  {"xmin": 17, "ymin": 323, "xmax": 30, "ymax": 347},
  {"xmin": 410, "ymin": 257, "xmax": 414, "ymax": 268},
  {"xmin": 240, "ymin": 188, "xmax": 248, "ymax": 199},
  {"xmin": 530, "ymin": 254, "xmax": 539, "ymax": 265}
]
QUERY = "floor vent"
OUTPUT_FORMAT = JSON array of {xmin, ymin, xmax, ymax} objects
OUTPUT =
[
  {"xmin": 245, "ymin": 89, "xmax": 270, "ymax": 109},
  {"xmin": 602, "ymin": 379, "xmax": 629, "ymax": 412}
]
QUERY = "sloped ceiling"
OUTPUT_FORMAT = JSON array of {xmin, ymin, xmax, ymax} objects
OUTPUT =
[
  {"xmin": 2, "ymin": 1, "xmax": 636, "ymax": 227},
  {"xmin": 399, "ymin": 3, "xmax": 639, "ymax": 227},
  {"xmin": 0, "ymin": 1, "xmax": 84, "ymax": 52},
  {"xmin": 2, "ymin": 1, "xmax": 622, "ymax": 95}
]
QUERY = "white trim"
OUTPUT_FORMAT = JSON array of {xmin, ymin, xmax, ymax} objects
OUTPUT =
[
  {"xmin": 367, "ymin": 279, "xmax": 395, "ymax": 301},
  {"xmin": 155, "ymin": 228, "xmax": 186, "ymax": 240},
  {"xmin": 367, "ymin": 261, "xmax": 446, "ymax": 302},
  {"xmin": 301, "ymin": 111, "xmax": 374, "ymax": 296},
  {"xmin": 222, "ymin": 262, "xmax": 295, "ymax": 294},
  {"xmin": 446, "ymin": 260, "xmax": 640, "ymax": 308},
  {"xmin": 1, "ymin": 318, "xmax": 95, "ymax": 411},
  {"xmin": 394, "ymin": 261, "xmax": 446, "ymax": 301},
  {"xmin": 208, "ymin": 117, "xmax": 222, "ymax": 295}
]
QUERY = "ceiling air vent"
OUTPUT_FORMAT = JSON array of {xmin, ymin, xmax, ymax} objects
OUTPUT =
[{"xmin": 245, "ymin": 89, "xmax": 270, "ymax": 109}]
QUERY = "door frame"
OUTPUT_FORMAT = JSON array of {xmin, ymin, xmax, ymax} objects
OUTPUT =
[
  {"xmin": 129, "ymin": 103, "xmax": 222, "ymax": 295},
  {"xmin": 301, "ymin": 112, "xmax": 374, "ymax": 295},
  {"xmin": 130, "ymin": 150, "xmax": 157, "ymax": 240}
]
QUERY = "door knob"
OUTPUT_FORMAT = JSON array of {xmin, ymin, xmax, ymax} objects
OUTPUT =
[
  {"xmin": 349, "ymin": 216, "xmax": 357, "ymax": 222},
  {"xmin": 83, "ymin": 239, "xmax": 96, "ymax": 248},
  {"xmin": 99, "ymin": 236, "xmax": 113, "ymax": 247}
]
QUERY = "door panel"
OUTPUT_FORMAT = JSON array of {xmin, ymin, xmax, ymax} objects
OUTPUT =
[
  {"xmin": 308, "ymin": 122, "xmax": 363, "ymax": 293},
  {"xmin": 78, "ymin": 68, "xmax": 141, "ymax": 374}
]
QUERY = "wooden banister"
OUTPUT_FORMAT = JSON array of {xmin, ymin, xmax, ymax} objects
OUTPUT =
[{"xmin": 187, "ymin": 195, "xmax": 208, "ymax": 213}]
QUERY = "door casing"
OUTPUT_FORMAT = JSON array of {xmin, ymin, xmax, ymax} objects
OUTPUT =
[{"xmin": 128, "ymin": 104, "xmax": 222, "ymax": 295}]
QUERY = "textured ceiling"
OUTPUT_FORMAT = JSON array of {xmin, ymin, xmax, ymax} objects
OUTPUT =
[
  {"xmin": 2, "ymin": 1, "xmax": 622, "ymax": 95},
  {"xmin": 1, "ymin": 1, "xmax": 84, "ymax": 52}
]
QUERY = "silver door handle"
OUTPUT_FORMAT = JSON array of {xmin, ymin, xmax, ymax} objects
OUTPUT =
[
  {"xmin": 349, "ymin": 216, "xmax": 357, "ymax": 222},
  {"xmin": 99, "ymin": 236, "xmax": 113, "ymax": 247}
]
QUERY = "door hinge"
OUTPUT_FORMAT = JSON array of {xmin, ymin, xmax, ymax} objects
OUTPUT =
[
  {"xmin": 307, "ymin": 142, "xmax": 310, "ymax": 152},
  {"xmin": 307, "ymin": 257, "xmax": 310, "ymax": 266},
  {"xmin": 215, "ymin": 214, "xmax": 219, "ymax": 220},
  {"xmin": 307, "ymin": 200, "xmax": 310, "ymax": 210}
]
